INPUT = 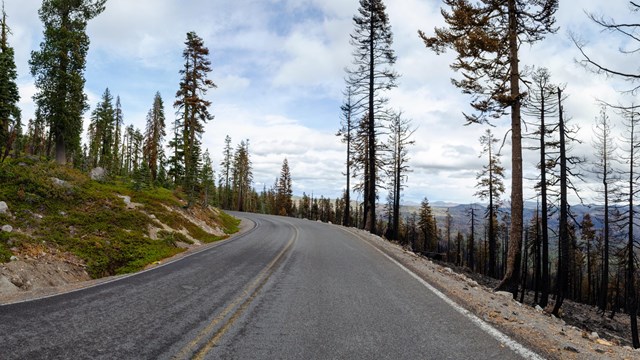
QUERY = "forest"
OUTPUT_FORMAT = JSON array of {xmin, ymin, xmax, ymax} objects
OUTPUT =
[{"xmin": 0, "ymin": 0, "xmax": 639, "ymax": 350}]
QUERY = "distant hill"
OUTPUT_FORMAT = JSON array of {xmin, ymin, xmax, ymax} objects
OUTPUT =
[{"xmin": 397, "ymin": 200, "xmax": 620, "ymax": 237}]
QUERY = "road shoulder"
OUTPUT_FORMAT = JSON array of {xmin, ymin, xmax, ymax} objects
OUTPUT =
[{"xmin": 340, "ymin": 226, "xmax": 639, "ymax": 360}]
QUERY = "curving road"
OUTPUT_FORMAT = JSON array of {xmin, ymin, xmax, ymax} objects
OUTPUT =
[{"xmin": 0, "ymin": 213, "xmax": 537, "ymax": 359}]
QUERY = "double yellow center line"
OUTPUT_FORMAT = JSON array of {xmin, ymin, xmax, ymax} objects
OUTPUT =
[{"xmin": 174, "ymin": 225, "xmax": 298, "ymax": 359}]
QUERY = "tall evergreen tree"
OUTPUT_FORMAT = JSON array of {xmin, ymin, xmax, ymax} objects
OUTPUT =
[
  {"xmin": 420, "ymin": 0, "xmax": 558, "ymax": 297},
  {"xmin": 174, "ymin": 31, "xmax": 216, "ymax": 206},
  {"xmin": 112, "ymin": 96, "xmax": 123, "ymax": 174},
  {"xmin": 144, "ymin": 92, "xmax": 166, "ymax": 182},
  {"xmin": 199, "ymin": 149, "xmax": 215, "ymax": 207},
  {"xmin": 346, "ymin": 0, "xmax": 399, "ymax": 234},
  {"xmin": 418, "ymin": 197, "xmax": 437, "ymax": 253},
  {"xmin": 219, "ymin": 135, "xmax": 233, "ymax": 209},
  {"xmin": 232, "ymin": 140, "xmax": 252, "ymax": 212},
  {"xmin": 276, "ymin": 158, "xmax": 293, "ymax": 216},
  {"xmin": 88, "ymin": 88, "xmax": 115, "ymax": 169},
  {"xmin": 0, "ymin": 5, "xmax": 20, "ymax": 162},
  {"xmin": 29, "ymin": 0, "xmax": 106, "ymax": 164},
  {"xmin": 167, "ymin": 115, "xmax": 184, "ymax": 185}
]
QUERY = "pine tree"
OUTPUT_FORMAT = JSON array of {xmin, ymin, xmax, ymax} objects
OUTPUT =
[
  {"xmin": 551, "ymin": 88, "xmax": 585, "ymax": 316},
  {"xmin": 337, "ymin": 86, "xmax": 355, "ymax": 227},
  {"xmin": 614, "ymin": 103, "xmax": 640, "ymax": 347},
  {"xmin": 144, "ymin": 92, "xmax": 166, "ymax": 182},
  {"xmin": 232, "ymin": 140, "xmax": 252, "ymax": 212},
  {"xmin": 386, "ymin": 111, "xmax": 414, "ymax": 241},
  {"xmin": 199, "ymin": 149, "xmax": 215, "ymax": 207},
  {"xmin": 523, "ymin": 67, "xmax": 560, "ymax": 308},
  {"xmin": 219, "ymin": 135, "xmax": 233, "ymax": 209},
  {"xmin": 29, "ymin": 0, "xmax": 106, "ymax": 164},
  {"xmin": 112, "ymin": 96, "xmax": 123, "ymax": 174},
  {"xmin": 0, "ymin": 5, "xmax": 20, "ymax": 162},
  {"xmin": 88, "ymin": 88, "xmax": 115, "ymax": 170},
  {"xmin": 167, "ymin": 115, "xmax": 184, "ymax": 186},
  {"xmin": 418, "ymin": 197, "xmax": 436, "ymax": 254},
  {"xmin": 346, "ymin": 0, "xmax": 399, "ymax": 234},
  {"xmin": 276, "ymin": 158, "xmax": 293, "ymax": 216},
  {"xmin": 590, "ymin": 105, "xmax": 618, "ymax": 313},
  {"xmin": 420, "ymin": 0, "xmax": 558, "ymax": 297},
  {"xmin": 475, "ymin": 129, "xmax": 505, "ymax": 278},
  {"xmin": 174, "ymin": 31, "xmax": 216, "ymax": 206}
]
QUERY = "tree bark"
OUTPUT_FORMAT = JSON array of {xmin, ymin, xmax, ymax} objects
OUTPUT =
[
  {"xmin": 365, "ymin": 1, "xmax": 377, "ymax": 235},
  {"xmin": 496, "ymin": 0, "xmax": 523, "ymax": 298},
  {"xmin": 55, "ymin": 134, "xmax": 66, "ymax": 165}
]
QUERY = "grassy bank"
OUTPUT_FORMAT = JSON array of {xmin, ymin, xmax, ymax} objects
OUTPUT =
[{"xmin": 0, "ymin": 158, "xmax": 239, "ymax": 278}]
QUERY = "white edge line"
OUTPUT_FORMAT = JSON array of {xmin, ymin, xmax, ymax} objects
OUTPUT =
[
  {"xmin": 1, "ymin": 217, "xmax": 257, "ymax": 307},
  {"xmin": 347, "ymin": 229, "xmax": 545, "ymax": 360}
]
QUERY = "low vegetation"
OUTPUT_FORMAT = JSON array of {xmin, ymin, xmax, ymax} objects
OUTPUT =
[{"xmin": 0, "ymin": 158, "xmax": 239, "ymax": 278}]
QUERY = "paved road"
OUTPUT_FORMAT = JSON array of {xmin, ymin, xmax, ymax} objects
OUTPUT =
[{"xmin": 0, "ymin": 213, "xmax": 535, "ymax": 359}]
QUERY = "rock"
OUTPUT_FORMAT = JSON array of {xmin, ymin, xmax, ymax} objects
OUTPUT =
[
  {"xmin": 1, "ymin": 224, "xmax": 12, "ymax": 232},
  {"xmin": 0, "ymin": 276, "xmax": 19, "ymax": 294},
  {"xmin": 444, "ymin": 267, "xmax": 454, "ymax": 274},
  {"xmin": 596, "ymin": 338, "xmax": 613, "ymax": 346},
  {"xmin": 0, "ymin": 201, "xmax": 8, "ymax": 214},
  {"xmin": 495, "ymin": 291, "xmax": 514, "ymax": 299},
  {"xmin": 535, "ymin": 305, "xmax": 543, "ymax": 312},
  {"xmin": 9, "ymin": 275, "xmax": 24, "ymax": 287},
  {"xmin": 589, "ymin": 332, "xmax": 600, "ymax": 341},
  {"xmin": 50, "ymin": 177, "xmax": 70, "ymax": 188},
  {"xmin": 467, "ymin": 280, "xmax": 479, "ymax": 288},
  {"xmin": 9, "ymin": 255, "xmax": 18, "ymax": 261},
  {"xmin": 563, "ymin": 344, "xmax": 580, "ymax": 353},
  {"xmin": 90, "ymin": 167, "xmax": 107, "ymax": 181}
]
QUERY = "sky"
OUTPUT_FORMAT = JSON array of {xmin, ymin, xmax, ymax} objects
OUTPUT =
[{"xmin": 6, "ymin": 0, "xmax": 640, "ymax": 205}]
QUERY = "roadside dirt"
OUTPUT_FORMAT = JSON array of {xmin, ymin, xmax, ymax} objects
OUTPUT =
[{"xmin": 344, "ymin": 227, "xmax": 640, "ymax": 360}]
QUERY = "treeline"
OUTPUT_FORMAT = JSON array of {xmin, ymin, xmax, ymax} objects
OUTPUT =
[
  {"xmin": 334, "ymin": 0, "xmax": 639, "ymax": 347},
  {"xmin": 0, "ymin": 2, "xmax": 220, "ymax": 210}
]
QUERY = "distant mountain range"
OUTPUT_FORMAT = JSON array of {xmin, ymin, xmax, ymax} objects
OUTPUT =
[{"xmin": 398, "ymin": 201, "xmax": 619, "ymax": 236}]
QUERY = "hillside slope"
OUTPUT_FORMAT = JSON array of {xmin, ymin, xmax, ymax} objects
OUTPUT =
[{"xmin": 0, "ymin": 158, "xmax": 238, "ymax": 297}]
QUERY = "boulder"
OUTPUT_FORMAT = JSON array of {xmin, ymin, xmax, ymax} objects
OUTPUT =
[
  {"xmin": 0, "ymin": 201, "xmax": 8, "ymax": 214},
  {"xmin": 90, "ymin": 167, "xmax": 107, "ymax": 181},
  {"xmin": 1, "ymin": 224, "xmax": 12, "ymax": 233},
  {"xmin": 50, "ymin": 177, "xmax": 70, "ymax": 188},
  {"xmin": 495, "ymin": 291, "xmax": 514, "ymax": 299}
]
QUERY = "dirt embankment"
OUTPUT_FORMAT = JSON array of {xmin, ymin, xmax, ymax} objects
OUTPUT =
[{"xmin": 0, "ymin": 204, "xmax": 247, "ymax": 305}]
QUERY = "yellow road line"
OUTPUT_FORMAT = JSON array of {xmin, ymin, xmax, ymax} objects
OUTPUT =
[{"xmin": 174, "ymin": 225, "xmax": 298, "ymax": 360}]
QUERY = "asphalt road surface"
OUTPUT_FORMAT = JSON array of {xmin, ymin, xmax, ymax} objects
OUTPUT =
[{"xmin": 0, "ymin": 213, "xmax": 538, "ymax": 359}]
